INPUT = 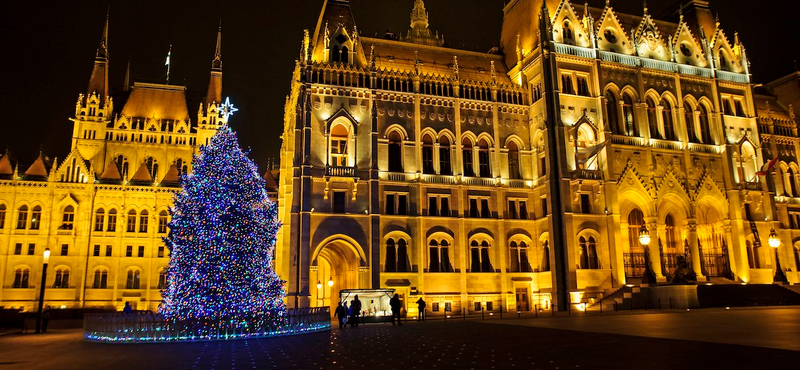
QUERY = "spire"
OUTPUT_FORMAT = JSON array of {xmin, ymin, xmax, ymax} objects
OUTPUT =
[
  {"xmin": 410, "ymin": 0, "xmax": 429, "ymax": 31},
  {"xmin": 212, "ymin": 21, "xmax": 222, "ymax": 71},
  {"xmin": 206, "ymin": 23, "xmax": 223, "ymax": 106},
  {"xmin": 87, "ymin": 11, "xmax": 110, "ymax": 102},
  {"xmin": 123, "ymin": 60, "xmax": 131, "ymax": 92}
]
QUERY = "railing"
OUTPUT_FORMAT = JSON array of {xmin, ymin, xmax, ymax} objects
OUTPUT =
[
  {"xmin": 611, "ymin": 135, "xmax": 646, "ymax": 147},
  {"xmin": 677, "ymin": 64, "xmax": 713, "ymax": 78},
  {"xmin": 570, "ymin": 169, "xmax": 603, "ymax": 180},
  {"xmin": 463, "ymin": 176, "xmax": 496, "ymax": 187},
  {"xmin": 716, "ymin": 70, "xmax": 750, "ymax": 84},
  {"xmin": 700, "ymin": 253, "xmax": 728, "ymax": 278},
  {"xmin": 326, "ymin": 166, "xmax": 357, "ymax": 178},
  {"xmin": 553, "ymin": 43, "xmax": 596, "ymax": 59},
  {"xmin": 387, "ymin": 172, "xmax": 410, "ymax": 182},
  {"xmin": 422, "ymin": 174, "xmax": 457, "ymax": 185},
  {"xmin": 505, "ymin": 179, "xmax": 528, "ymax": 188},
  {"xmin": 598, "ymin": 51, "xmax": 639, "ymax": 67},
  {"xmin": 687, "ymin": 142, "xmax": 720, "ymax": 154},
  {"xmin": 641, "ymin": 58, "xmax": 677, "ymax": 73},
  {"xmin": 83, "ymin": 307, "xmax": 330, "ymax": 343},
  {"xmin": 651, "ymin": 139, "xmax": 682, "ymax": 151}
]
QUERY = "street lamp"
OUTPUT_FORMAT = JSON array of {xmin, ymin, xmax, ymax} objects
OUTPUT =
[
  {"xmin": 316, "ymin": 281, "xmax": 323, "ymax": 307},
  {"xmin": 768, "ymin": 227, "xmax": 788, "ymax": 284},
  {"xmin": 35, "ymin": 247, "xmax": 50, "ymax": 333},
  {"xmin": 638, "ymin": 225, "xmax": 656, "ymax": 284}
]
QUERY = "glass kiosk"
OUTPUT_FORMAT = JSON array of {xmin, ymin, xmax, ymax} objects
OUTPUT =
[{"xmin": 338, "ymin": 289, "xmax": 395, "ymax": 323}]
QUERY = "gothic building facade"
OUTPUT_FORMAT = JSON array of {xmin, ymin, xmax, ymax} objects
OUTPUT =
[
  {"xmin": 277, "ymin": 0, "xmax": 800, "ymax": 313},
  {"xmin": 0, "ymin": 18, "xmax": 234, "ymax": 311}
]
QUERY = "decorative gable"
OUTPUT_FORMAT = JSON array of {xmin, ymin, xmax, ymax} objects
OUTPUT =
[
  {"xmin": 710, "ymin": 24, "xmax": 744, "ymax": 73},
  {"xmin": 551, "ymin": 0, "xmax": 592, "ymax": 48},
  {"xmin": 56, "ymin": 149, "xmax": 93, "ymax": 184},
  {"xmin": 595, "ymin": 3, "xmax": 634, "ymax": 55},
  {"xmin": 633, "ymin": 7, "xmax": 669, "ymax": 61},
  {"xmin": 672, "ymin": 16, "xmax": 708, "ymax": 67}
]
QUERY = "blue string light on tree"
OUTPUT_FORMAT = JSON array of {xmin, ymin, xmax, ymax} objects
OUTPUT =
[{"xmin": 159, "ymin": 106, "xmax": 286, "ymax": 336}]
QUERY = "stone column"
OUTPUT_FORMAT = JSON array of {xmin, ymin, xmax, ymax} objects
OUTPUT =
[{"xmin": 686, "ymin": 220, "xmax": 704, "ymax": 280}]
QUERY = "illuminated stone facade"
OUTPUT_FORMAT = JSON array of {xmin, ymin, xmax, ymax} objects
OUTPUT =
[
  {"xmin": 277, "ymin": 0, "xmax": 800, "ymax": 313},
  {"xmin": 0, "ymin": 18, "xmax": 231, "ymax": 311}
]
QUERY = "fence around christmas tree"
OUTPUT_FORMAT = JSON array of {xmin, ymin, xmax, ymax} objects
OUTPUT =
[{"xmin": 83, "ymin": 307, "xmax": 330, "ymax": 343}]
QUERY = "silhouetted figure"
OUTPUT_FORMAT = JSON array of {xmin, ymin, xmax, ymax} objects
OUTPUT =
[
  {"xmin": 335, "ymin": 301, "xmax": 348, "ymax": 328},
  {"xmin": 42, "ymin": 307, "xmax": 51, "ymax": 333},
  {"xmin": 390, "ymin": 294, "xmax": 402, "ymax": 326},
  {"xmin": 123, "ymin": 302, "xmax": 133, "ymax": 314},
  {"xmin": 350, "ymin": 295, "xmax": 362, "ymax": 327},
  {"xmin": 416, "ymin": 297, "xmax": 426, "ymax": 321}
]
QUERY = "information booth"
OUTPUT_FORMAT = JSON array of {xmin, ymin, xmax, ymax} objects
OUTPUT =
[{"xmin": 339, "ymin": 289, "xmax": 395, "ymax": 323}]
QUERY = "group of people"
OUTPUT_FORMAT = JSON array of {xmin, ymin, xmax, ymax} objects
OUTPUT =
[{"xmin": 334, "ymin": 295, "xmax": 427, "ymax": 328}]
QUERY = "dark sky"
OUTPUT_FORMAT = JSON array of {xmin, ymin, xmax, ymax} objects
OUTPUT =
[{"xmin": 2, "ymin": 0, "xmax": 799, "ymax": 170}]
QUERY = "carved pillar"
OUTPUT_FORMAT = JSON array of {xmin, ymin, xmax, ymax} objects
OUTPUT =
[{"xmin": 686, "ymin": 220, "xmax": 703, "ymax": 280}]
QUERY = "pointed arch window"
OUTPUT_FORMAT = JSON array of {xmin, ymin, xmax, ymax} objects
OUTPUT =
[
  {"xmin": 562, "ymin": 20, "xmax": 575, "ymax": 45},
  {"xmin": 388, "ymin": 131, "xmax": 404, "ymax": 172},
  {"xmin": 507, "ymin": 141, "xmax": 521, "ymax": 180},
  {"xmin": 470, "ymin": 240, "xmax": 493, "ymax": 272},
  {"xmin": 439, "ymin": 136, "xmax": 452, "ymax": 175},
  {"xmin": 478, "ymin": 139, "xmax": 491, "ymax": 178},
  {"xmin": 158, "ymin": 211, "xmax": 169, "ymax": 233},
  {"xmin": 341, "ymin": 46, "xmax": 349, "ymax": 64},
  {"xmin": 175, "ymin": 158, "xmax": 188, "ymax": 175},
  {"xmin": 61, "ymin": 206, "xmax": 75, "ymax": 230},
  {"xmin": 92, "ymin": 269, "xmax": 108, "ymax": 289},
  {"xmin": 627, "ymin": 209, "xmax": 645, "ymax": 254},
  {"xmin": 428, "ymin": 239, "xmax": 453, "ymax": 273},
  {"xmin": 510, "ymin": 241, "xmax": 532, "ymax": 272},
  {"xmin": 579, "ymin": 236, "xmax": 599, "ymax": 269},
  {"xmin": 94, "ymin": 208, "xmax": 105, "ymax": 231},
  {"xmin": 127, "ymin": 210, "xmax": 137, "ymax": 233},
  {"xmin": 0, "ymin": 204, "xmax": 6, "ymax": 229},
  {"xmin": 116, "ymin": 155, "xmax": 129, "ymax": 176},
  {"xmin": 107, "ymin": 209, "xmax": 117, "ymax": 232},
  {"xmin": 646, "ymin": 97, "xmax": 660, "ymax": 139},
  {"xmin": 739, "ymin": 142, "xmax": 757, "ymax": 182},
  {"xmin": 662, "ymin": 99, "xmax": 676, "ymax": 141},
  {"xmin": 53, "ymin": 268, "xmax": 70, "ymax": 289},
  {"xmin": 385, "ymin": 239, "xmax": 397, "ymax": 272},
  {"xmin": 685, "ymin": 103, "xmax": 698, "ymax": 143},
  {"xmin": 16, "ymin": 205, "xmax": 28, "ymax": 229},
  {"xmin": 331, "ymin": 45, "xmax": 340, "ymax": 63},
  {"xmin": 698, "ymin": 104, "xmax": 712, "ymax": 144},
  {"xmin": 622, "ymin": 94, "xmax": 639, "ymax": 137},
  {"xmin": 541, "ymin": 240, "xmax": 551, "ymax": 272},
  {"xmin": 13, "ymin": 268, "xmax": 30, "ymax": 288},
  {"xmin": 421, "ymin": 134, "xmax": 435, "ymax": 174},
  {"xmin": 145, "ymin": 157, "xmax": 158, "ymax": 180},
  {"xmin": 462, "ymin": 138, "xmax": 475, "ymax": 177},
  {"xmin": 789, "ymin": 169, "xmax": 799, "ymax": 197},
  {"xmin": 329, "ymin": 123, "xmax": 350, "ymax": 167},
  {"xmin": 606, "ymin": 91, "xmax": 621, "ymax": 134},
  {"xmin": 126, "ymin": 270, "xmax": 141, "ymax": 289},
  {"xmin": 30, "ymin": 206, "xmax": 41, "ymax": 230},
  {"xmin": 139, "ymin": 210, "xmax": 149, "ymax": 233}
]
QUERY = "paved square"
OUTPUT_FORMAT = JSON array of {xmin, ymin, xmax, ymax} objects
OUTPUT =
[{"xmin": 1, "ymin": 308, "xmax": 798, "ymax": 369}]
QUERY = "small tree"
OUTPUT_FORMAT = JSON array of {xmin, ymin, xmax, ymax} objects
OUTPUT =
[{"xmin": 160, "ymin": 125, "xmax": 286, "ymax": 332}]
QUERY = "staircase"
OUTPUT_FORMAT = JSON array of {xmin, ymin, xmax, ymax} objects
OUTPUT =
[{"xmin": 585, "ymin": 285, "xmax": 647, "ymax": 312}]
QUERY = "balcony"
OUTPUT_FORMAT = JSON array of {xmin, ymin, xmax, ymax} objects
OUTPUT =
[
  {"xmin": 325, "ymin": 166, "xmax": 357, "ymax": 178},
  {"xmin": 462, "ymin": 177, "xmax": 496, "ymax": 187},
  {"xmin": 610, "ymin": 135, "xmax": 646, "ymax": 147},
  {"xmin": 595, "ymin": 48, "xmax": 746, "ymax": 82},
  {"xmin": 421, "ymin": 174, "xmax": 458, "ymax": 185},
  {"xmin": 717, "ymin": 70, "xmax": 750, "ymax": 84},
  {"xmin": 570, "ymin": 169, "xmax": 603, "ymax": 180},
  {"xmin": 650, "ymin": 139, "xmax": 683, "ymax": 151},
  {"xmin": 687, "ymin": 142, "xmax": 721, "ymax": 154}
]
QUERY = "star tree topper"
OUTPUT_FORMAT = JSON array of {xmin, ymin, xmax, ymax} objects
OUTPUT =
[{"xmin": 219, "ymin": 97, "xmax": 239, "ymax": 122}]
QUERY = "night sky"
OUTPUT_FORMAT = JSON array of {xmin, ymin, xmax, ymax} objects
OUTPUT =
[{"xmin": 2, "ymin": 0, "xmax": 799, "ymax": 171}]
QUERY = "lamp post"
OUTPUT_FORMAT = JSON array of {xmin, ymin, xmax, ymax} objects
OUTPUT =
[
  {"xmin": 35, "ymin": 248, "xmax": 50, "ymax": 334},
  {"xmin": 768, "ymin": 227, "xmax": 788, "ymax": 284},
  {"xmin": 639, "ymin": 224, "xmax": 656, "ymax": 285},
  {"xmin": 327, "ymin": 278, "xmax": 335, "ymax": 310}
]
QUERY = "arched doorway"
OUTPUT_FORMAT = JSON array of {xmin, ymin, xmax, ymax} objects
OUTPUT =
[
  {"xmin": 696, "ymin": 199, "xmax": 731, "ymax": 279},
  {"xmin": 313, "ymin": 238, "xmax": 364, "ymax": 313}
]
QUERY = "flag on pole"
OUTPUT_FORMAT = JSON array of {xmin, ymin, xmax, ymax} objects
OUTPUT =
[
  {"xmin": 756, "ymin": 157, "xmax": 778, "ymax": 176},
  {"xmin": 165, "ymin": 45, "xmax": 172, "ymax": 84}
]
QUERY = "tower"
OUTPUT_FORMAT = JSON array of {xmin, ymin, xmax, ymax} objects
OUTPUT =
[
  {"xmin": 198, "ymin": 25, "xmax": 225, "ymax": 147},
  {"xmin": 71, "ymin": 13, "xmax": 113, "ymax": 162}
]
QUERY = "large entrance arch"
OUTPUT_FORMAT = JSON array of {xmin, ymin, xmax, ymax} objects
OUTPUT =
[{"xmin": 311, "ymin": 236, "xmax": 365, "ymax": 312}]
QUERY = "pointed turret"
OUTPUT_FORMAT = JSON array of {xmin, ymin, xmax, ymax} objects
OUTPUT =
[
  {"xmin": 404, "ymin": 0, "xmax": 444, "ymax": 46},
  {"xmin": 87, "ymin": 11, "xmax": 110, "ymax": 103},
  {"xmin": 123, "ymin": 60, "xmax": 131, "ymax": 92},
  {"xmin": 206, "ymin": 23, "xmax": 223, "ymax": 107}
]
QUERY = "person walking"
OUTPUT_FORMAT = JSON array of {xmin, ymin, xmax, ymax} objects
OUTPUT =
[
  {"xmin": 390, "ymin": 294, "xmax": 402, "ymax": 326},
  {"xmin": 416, "ymin": 297, "xmax": 426, "ymax": 321},
  {"xmin": 42, "ymin": 306, "xmax": 51, "ymax": 333},
  {"xmin": 350, "ymin": 295, "xmax": 362, "ymax": 328},
  {"xmin": 123, "ymin": 302, "xmax": 133, "ymax": 314}
]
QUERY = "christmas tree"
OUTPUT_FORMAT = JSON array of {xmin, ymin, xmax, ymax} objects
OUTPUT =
[{"xmin": 159, "ymin": 125, "xmax": 286, "ymax": 334}]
